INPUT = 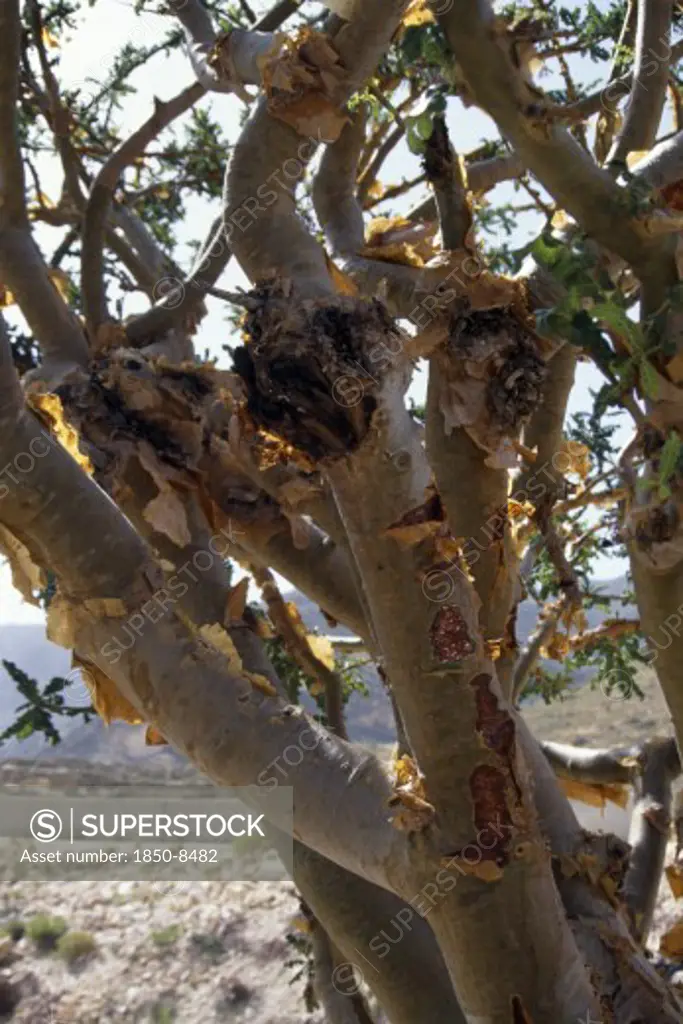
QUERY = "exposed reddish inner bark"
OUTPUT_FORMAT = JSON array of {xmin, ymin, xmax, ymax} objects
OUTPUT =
[
  {"xmin": 468, "ymin": 764, "xmax": 515, "ymax": 866},
  {"xmin": 429, "ymin": 605, "xmax": 475, "ymax": 661},
  {"xmin": 461, "ymin": 673, "xmax": 528, "ymax": 865},
  {"xmin": 471, "ymin": 672, "xmax": 516, "ymax": 760}
]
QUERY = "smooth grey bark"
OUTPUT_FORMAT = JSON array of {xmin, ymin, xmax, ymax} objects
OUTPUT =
[
  {"xmin": 118, "ymin": 468, "xmax": 465, "ymax": 1023},
  {"xmin": 294, "ymin": 842, "xmax": 466, "ymax": 1024},
  {"xmin": 322, "ymin": 378, "xmax": 597, "ymax": 1023},
  {"xmin": 607, "ymin": 0, "xmax": 673, "ymax": 166},
  {"xmin": 0, "ymin": 364, "xmax": 412, "ymax": 896},
  {"xmin": 0, "ymin": 0, "xmax": 88, "ymax": 369}
]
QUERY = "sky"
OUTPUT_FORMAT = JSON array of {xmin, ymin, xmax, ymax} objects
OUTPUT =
[{"xmin": 1, "ymin": 0, "xmax": 642, "ymax": 625}]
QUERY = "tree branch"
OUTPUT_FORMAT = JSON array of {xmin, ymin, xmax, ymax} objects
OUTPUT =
[
  {"xmin": 0, "ymin": 0, "xmax": 88, "ymax": 369},
  {"xmin": 407, "ymin": 153, "xmax": 525, "ymax": 227},
  {"xmin": 357, "ymin": 123, "xmax": 403, "ymax": 206},
  {"xmin": 225, "ymin": 1, "xmax": 414, "ymax": 293},
  {"xmin": 251, "ymin": 564, "xmax": 349, "ymax": 738},
  {"xmin": 423, "ymin": 115, "xmax": 470, "ymax": 250},
  {"xmin": 313, "ymin": 113, "xmax": 481, "ymax": 320},
  {"xmin": 122, "ymin": 0, "xmax": 305, "ymax": 345},
  {"xmin": 0, "ymin": 340, "xmax": 411, "ymax": 896},
  {"xmin": 431, "ymin": 0, "xmax": 676, "ymax": 287},
  {"xmin": 203, "ymin": 459, "xmax": 369, "ymax": 639},
  {"xmin": 511, "ymin": 598, "xmax": 568, "ymax": 704},
  {"xmin": 632, "ymin": 129, "xmax": 683, "ymax": 188},
  {"xmin": 310, "ymin": 918, "xmax": 376, "ymax": 1024},
  {"xmin": 167, "ymin": 0, "xmax": 279, "ymax": 95},
  {"xmin": 592, "ymin": 0, "xmax": 637, "ymax": 160},
  {"xmin": 108, "ymin": 429, "xmax": 463, "ymax": 1019},
  {"xmin": 570, "ymin": 617, "xmax": 640, "ymax": 652},
  {"xmin": 624, "ymin": 737, "xmax": 680, "ymax": 942},
  {"xmin": 81, "ymin": 82, "xmax": 204, "ymax": 336},
  {"xmin": 607, "ymin": 0, "xmax": 674, "ymax": 167},
  {"xmin": 511, "ymin": 341, "xmax": 578, "ymax": 509},
  {"xmin": 319, "ymin": 378, "xmax": 596, "ymax": 1020},
  {"xmin": 541, "ymin": 734, "xmax": 681, "ymax": 945},
  {"xmin": 125, "ymin": 216, "xmax": 232, "ymax": 345},
  {"xmin": 23, "ymin": 45, "xmax": 184, "ymax": 321},
  {"xmin": 540, "ymin": 739, "xmax": 636, "ymax": 786},
  {"xmin": 292, "ymin": 841, "xmax": 466, "ymax": 1024}
]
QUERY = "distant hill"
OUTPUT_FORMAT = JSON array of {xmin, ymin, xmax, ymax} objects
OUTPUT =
[{"xmin": 0, "ymin": 579, "xmax": 633, "ymax": 765}]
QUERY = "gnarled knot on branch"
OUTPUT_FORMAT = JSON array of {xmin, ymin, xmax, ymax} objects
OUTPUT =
[
  {"xmin": 433, "ymin": 305, "xmax": 549, "ymax": 465},
  {"xmin": 232, "ymin": 279, "xmax": 403, "ymax": 459}
]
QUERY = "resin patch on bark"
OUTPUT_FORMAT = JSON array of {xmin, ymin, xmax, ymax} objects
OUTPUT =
[
  {"xmin": 52, "ymin": 348, "xmax": 238, "ymax": 510},
  {"xmin": 429, "ymin": 605, "xmax": 475, "ymax": 661},
  {"xmin": 486, "ymin": 343, "xmax": 546, "ymax": 434}
]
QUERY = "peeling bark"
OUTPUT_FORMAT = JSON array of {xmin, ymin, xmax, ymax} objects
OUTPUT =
[{"xmin": 233, "ymin": 298, "xmax": 596, "ymax": 1018}]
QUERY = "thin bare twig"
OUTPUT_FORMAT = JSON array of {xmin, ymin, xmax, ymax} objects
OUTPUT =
[
  {"xmin": 81, "ymin": 82, "xmax": 204, "ymax": 335},
  {"xmin": 511, "ymin": 597, "xmax": 570, "ymax": 704},
  {"xmin": 357, "ymin": 123, "xmax": 404, "ymax": 205},
  {"xmin": 251, "ymin": 565, "xmax": 349, "ymax": 739}
]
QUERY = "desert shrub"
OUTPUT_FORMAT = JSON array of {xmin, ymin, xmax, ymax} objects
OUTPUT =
[
  {"xmin": 25, "ymin": 914, "xmax": 67, "ymax": 952},
  {"xmin": 1, "ymin": 920, "xmax": 24, "ymax": 942},
  {"xmin": 150, "ymin": 925, "xmax": 182, "ymax": 949},
  {"xmin": 56, "ymin": 930, "xmax": 97, "ymax": 964}
]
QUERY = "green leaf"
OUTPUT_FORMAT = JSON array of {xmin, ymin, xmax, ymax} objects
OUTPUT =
[
  {"xmin": 43, "ymin": 676, "xmax": 67, "ymax": 696},
  {"xmin": 405, "ymin": 116, "xmax": 429, "ymax": 155},
  {"xmin": 640, "ymin": 359, "xmax": 660, "ymax": 399},
  {"xmin": 528, "ymin": 232, "xmax": 565, "ymax": 270},
  {"xmin": 401, "ymin": 26, "xmax": 425, "ymax": 64},
  {"xmin": 592, "ymin": 301, "xmax": 641, "ymax": 348},
  {"xmin": 658, "ymin": 431, "xmax": 681, "ymax": 488},
  {"xmin": 416, "ymin": 112, "xmax": 434, "ymax": 140},
  {"xmin": 15, "ymin": 721, "xmax": 35, "ymax": 740}
]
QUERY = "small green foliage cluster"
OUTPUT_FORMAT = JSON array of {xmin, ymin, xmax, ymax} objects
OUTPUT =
[
  {"xmin": 150, "ymin": 924, "xmax": 182, "ymax": 948},
  {"xmin": 0, "ymin": 660, "xmax": 93, "ymax": 747},
  {"xmin": 284, "ymin": 913, "xmax": 318, "ymax": 1015},
  {"xmin": 25, "ymin": 914, "xmax": 86, "ymax": 956},
  {"xmin": 264, "ymin": 631, "xmax": 369, "ymax": 724}
]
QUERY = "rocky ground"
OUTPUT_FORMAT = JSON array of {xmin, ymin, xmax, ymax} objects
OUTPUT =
[
  {"xmin": 0, "ymin": 668, "xmax": 680, "ymax": 1022},
  {"xmin": 0, "ymin": 879, "xmax": 318, "ymax": 1023},
  {"xmin": 523, "ymin": 664, "xmax": 673, "ymax": 749}
]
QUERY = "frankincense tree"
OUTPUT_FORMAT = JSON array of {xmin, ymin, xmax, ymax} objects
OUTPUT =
[{"xmin": 4, "ymin": 0, "xmax": 683, "ymax": 1020}]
